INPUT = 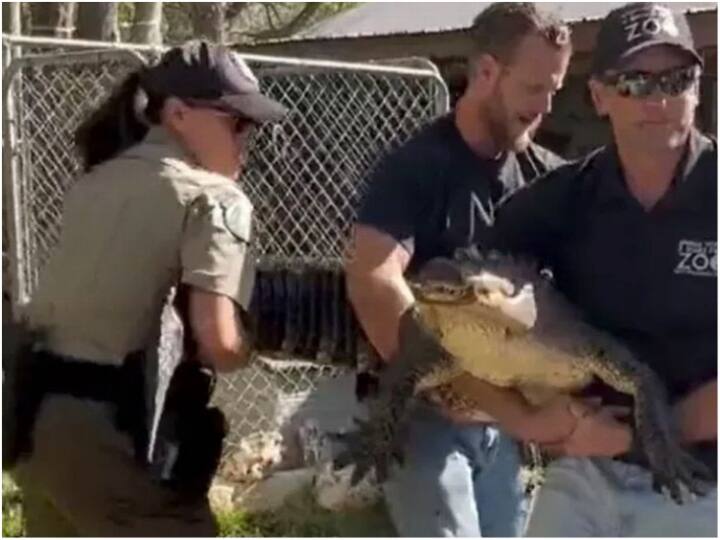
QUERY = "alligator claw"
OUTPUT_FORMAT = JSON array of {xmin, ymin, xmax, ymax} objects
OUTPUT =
[
  {"xmin": 638, "ymin": 388, "xmax": 715, "ymax": 504},
  {"xmin": 648, "ymin": 444, "xmax": 714, "ymax": 504}
]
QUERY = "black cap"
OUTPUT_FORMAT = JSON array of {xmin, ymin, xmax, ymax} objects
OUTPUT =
[
  {"xmin": 591, "ymin": 3, "xmax": 703, "ymax": 75},
  {"xmin": 140, "ymin": 40, "xmax": 287, "ymax": 123}
]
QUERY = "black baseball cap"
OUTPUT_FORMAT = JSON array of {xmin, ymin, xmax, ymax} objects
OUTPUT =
[
  {"xmin": 140, "ymin": 40, "xmax": 287, "ymax": 123},
  {"xmin": 591, "ymin": 3, "xmax": 703, "ymax": 75}
]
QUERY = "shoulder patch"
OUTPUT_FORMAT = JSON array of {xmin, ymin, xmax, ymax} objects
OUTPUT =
[{"xmin": 220, "ymin": 191, "xmax": 253, "ymax": 243}]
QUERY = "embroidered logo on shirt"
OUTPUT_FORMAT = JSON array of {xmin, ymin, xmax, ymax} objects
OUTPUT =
[
  {"xmin": 443, "ymin": 193, "xmax": 495, "ymax": 245},
  {"xmin": 674, "ymin": 240, "xmax": 716, "ymax": 277}
]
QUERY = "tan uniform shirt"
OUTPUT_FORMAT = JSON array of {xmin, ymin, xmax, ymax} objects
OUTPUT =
[{"xmin": 27, "ymin": 128, "xmax": 255, "ymax": 364}]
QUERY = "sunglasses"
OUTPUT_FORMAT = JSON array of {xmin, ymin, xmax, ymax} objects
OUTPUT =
[
  {"xmin": 212, "ymin": 110, "xmax": 256, "ymax": 134},
  {"xmin": 183, "ymin": 99, "xmax": 256, "ymax": 133},
  {"xmin": 600, "ymin": 64, "xmax": 700, "ymax": 99}
]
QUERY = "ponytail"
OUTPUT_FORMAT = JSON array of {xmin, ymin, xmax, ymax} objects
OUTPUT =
[{"xmin": 74, "ymin": 69, "xmax": 166, "ymax": 171}]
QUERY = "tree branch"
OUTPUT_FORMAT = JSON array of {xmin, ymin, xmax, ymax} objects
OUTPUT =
[
  {"xmin": 260, "ymin": 3, "xmax": 275, "ymax": 31},
  {"xmin": 269, "ymin": 3, "xmax": 281, "ymax": 29},
  {"xmin": 247, "ymin": 3, "xmax": 322, "ymax": 41},
  {"xmin": 224, "ymin": 2, "xmax": 249, "ymax": 23},
  {"xmin": 189, "ymin": 2, "xmax": 225, "ymax": 43}
]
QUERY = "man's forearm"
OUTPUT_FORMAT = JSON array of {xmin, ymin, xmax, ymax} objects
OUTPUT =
[
  {"xmin": 347, "ymin": 272, "xmax": 414, "ymax": 361},
  {"xmin": 446, "ymin": 375, "xmax": 579, "ymax": 443},
  {"xmin": 674, "ymin": 379, "xmax": 717, "ymax": 444}
]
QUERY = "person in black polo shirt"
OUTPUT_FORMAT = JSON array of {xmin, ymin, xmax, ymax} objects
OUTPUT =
[
  {"xmin": 491, "ymin": 4, "xmax": 717, "ymax": 536},
  {"xmin": 345, "ymin": 4, "xmax": 580, "ymax": 537}
]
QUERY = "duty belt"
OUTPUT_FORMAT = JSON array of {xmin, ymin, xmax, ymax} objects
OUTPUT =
[{"xmin": 6, "ymin": 350, "xmax": 148, "ymax": 467}]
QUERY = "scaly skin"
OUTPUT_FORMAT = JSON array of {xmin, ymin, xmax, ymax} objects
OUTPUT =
[{"xmin": 334, "ymin": 250, "xmax": 713, "ymax": 503}]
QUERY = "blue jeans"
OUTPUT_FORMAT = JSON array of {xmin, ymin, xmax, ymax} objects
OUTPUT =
[
  {"xmin": 526, "ymin": 457, "xmax": 717, "ymax": 537},
  {"xmin": 383, "ymin": 404, "xmax": 527, "ymax": 537}
]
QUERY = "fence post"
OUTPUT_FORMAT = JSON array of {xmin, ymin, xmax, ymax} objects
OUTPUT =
[
  {"xmin": 9, "ymin": 3, "xmax": 21, "ymax": 36},
  {"xmin": 3, "ymin": 47, "xmax": 29, "ymax": 317}
]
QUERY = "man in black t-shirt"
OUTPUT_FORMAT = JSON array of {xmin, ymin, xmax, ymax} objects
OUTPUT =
[
  {"xmin": 492, "ymin": 4, "xmax": 717, "ymax": 536},
  {"xmin": 346, "ymin": 4, "xmax": 576, "ymax": 536}
]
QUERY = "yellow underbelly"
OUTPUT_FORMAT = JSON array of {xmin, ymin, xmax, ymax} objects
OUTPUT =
[{"xmin": 418, "ymin": 303, "xmax": 594, "ymax": 400}]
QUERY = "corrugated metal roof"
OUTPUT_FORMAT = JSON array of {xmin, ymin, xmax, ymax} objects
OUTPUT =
[{"xmin": 293, "ymin": 2, "xmax": 717, "ymax": 41}]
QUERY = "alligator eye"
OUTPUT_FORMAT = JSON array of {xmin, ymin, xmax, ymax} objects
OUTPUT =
[{"xmin": 540, "ymin": 268, "xmax": 554, "ymax": 282}]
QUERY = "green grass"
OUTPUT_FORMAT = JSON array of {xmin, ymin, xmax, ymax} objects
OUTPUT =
[
  {"xmin": 4, "ymin": 466, "xmax": 544, "ymax": 537},
  {"xmin": 2, "ymin": 475, "xmax": 24, "ymax": 537},
  {"xmin": 217, "ymin": 486, "xmax": 395, "ymax": 537},
  {"xmin": 2, "ymin": 474, "xmax": 395, "ymax": 537}
]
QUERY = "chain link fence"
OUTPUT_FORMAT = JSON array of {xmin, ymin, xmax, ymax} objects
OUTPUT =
[
  {"xmin": 2, "ymin": 36, "xmax": 449, "ymax": 457},
  {"xmin": 3, "ymin": 48, "xmax": 147, "ymax": 304}
]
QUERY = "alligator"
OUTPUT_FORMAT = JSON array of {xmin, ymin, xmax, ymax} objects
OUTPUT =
[{"xmin": 334, "ymin": 249, "xmax": 713, "ymax": 504}]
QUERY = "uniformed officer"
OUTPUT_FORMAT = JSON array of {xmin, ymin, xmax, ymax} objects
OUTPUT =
[
  {"xmin": 8, "ymin": 40, "xmax": 286, "ymax": 536},
  {"xmin": 490, "ymin": 4, "xmax": 717, "ymax": 536}
]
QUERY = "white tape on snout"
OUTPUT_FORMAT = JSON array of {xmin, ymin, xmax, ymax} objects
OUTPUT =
[{"xmin": 500, "ymin": 284, "xmax": 537, "ymax": 329}]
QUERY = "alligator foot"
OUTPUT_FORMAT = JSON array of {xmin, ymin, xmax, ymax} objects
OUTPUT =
[
  {"xmin": 634, "ymin": 373, "xmax": 715, "ymax": 503},
  {"xmin": 331, "ymin": 417, "xmax": 406, "ymax": 485},
  {"xmin": 586, "ymin": 335, "xmax": 715, "ymax": 504},
  {"xmin": 639, "ymin": 417, "xmax": 714, "ymax": 503}
]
